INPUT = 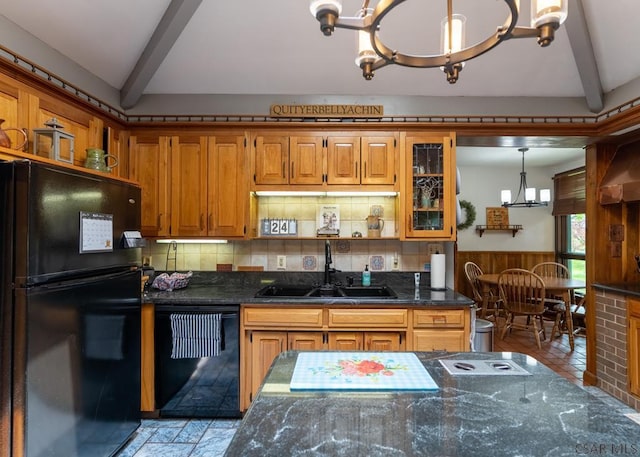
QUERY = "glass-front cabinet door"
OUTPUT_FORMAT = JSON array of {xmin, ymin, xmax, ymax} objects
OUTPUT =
[{"xmin": 401, "ymin": 133, "xmax": 456, "ymax": 240}]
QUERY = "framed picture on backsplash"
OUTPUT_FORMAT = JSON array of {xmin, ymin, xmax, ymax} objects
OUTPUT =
[{"xmin": 317, "ymin": 205, "xmax": 340, "ymax": 236}]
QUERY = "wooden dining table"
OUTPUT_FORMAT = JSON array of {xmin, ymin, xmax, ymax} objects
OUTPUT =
[{"xmin": 477, "ymin": 273, "xmax": 586, "ymax": 351}]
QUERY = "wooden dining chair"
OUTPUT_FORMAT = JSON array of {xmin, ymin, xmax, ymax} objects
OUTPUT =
[
  {"xmin": 531, "ymin": 262, "xmax": 569, "ymax": 340},
  {"xmin": 464, "ymin": 261, "xmax": 503, "ymax": 324},
  {"xmin": 498, "ymin": 268, "xmax": 547, "ymax": 349}
]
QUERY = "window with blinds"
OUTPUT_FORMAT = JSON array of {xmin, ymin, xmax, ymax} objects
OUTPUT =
[{"xmin": 552, "ymin": 167, "xmax": 585, "ymax": 216}]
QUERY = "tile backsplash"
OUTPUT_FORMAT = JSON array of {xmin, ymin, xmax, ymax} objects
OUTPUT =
[
  {"xmin": 143, "ymin": 238, "xmax": 446, "ymax": 272},
  {"xmin": 142, "ymin": 196, "xmax": 447, "ymax": 272}
]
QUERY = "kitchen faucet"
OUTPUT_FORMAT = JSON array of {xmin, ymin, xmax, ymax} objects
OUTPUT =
[{"xmin": 324, "ymin": 240, "xmax": 337, "ymax": 285}]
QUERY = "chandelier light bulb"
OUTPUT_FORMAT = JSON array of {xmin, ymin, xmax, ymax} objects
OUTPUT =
[
  {"xmin": 441, "ymin": 14, "xmax": 466, "ymax": 54},
  {"xmin": 501, "ymin": 190, "xmax": 512, "ymax": 204},
  {"xmin": 525, "ymin": 187, "xmax": 536, "ymax": 202},
  {"xmin": 531, "ymin": 0, "xmax": 568, "ymax": 28},
  {"xmin": 540, "ymin": 188, "xmax": 551, "ymax": 202}
]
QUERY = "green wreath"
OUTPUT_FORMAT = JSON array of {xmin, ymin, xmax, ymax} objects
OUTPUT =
[{"xmin": 457, "ymin": 200, "xmax": 476, "ymax": 231}]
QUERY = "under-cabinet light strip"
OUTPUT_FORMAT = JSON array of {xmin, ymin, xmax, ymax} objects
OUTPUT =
[
  {"xmin": 253, "ymin": 191, "xmax": 398, "ymax": 197},
  {"xmin": 156, "ymin": 239, "xmax": 228, "ymax": 244}
]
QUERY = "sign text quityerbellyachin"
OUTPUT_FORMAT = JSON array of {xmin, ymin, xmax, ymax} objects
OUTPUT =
[{"xmin": 270, "ymin": 104, "xmax": 383, "ymax": 118}]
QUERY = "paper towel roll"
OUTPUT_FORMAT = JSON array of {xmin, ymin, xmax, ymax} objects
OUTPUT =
[{"xmin": 430, "ymin": 254, "xmax": 446, "ymax": 290}]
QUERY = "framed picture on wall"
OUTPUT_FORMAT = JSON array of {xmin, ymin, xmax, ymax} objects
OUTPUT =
[{"xmin": 317, "ymin": 205, "xmax": 340, "ymax": 236}]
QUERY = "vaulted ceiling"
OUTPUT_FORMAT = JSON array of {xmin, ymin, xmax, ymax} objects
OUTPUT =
[{"xmin": 1, "ymin": 0, "xmax": 637, "ymax": 166}]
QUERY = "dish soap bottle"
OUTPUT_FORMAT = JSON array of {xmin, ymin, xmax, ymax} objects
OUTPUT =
[{"xmin": 362, "ymin": 265, "xmax": 371, "ymax": 286}]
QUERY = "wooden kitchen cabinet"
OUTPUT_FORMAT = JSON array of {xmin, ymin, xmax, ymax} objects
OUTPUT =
[
  {"xmin": 328, "ymin": 331, "xmax": 403, "ymax": 351},
  {"xmin": 412, "ymin": 309, "xmax": 470, "ymax": 351},
  {"xmin": 629, "ymin": 299, "xmax": 640, "ymax": 397},
  {"xmin": 248, "ymin": 331, "xmax": 288, "ymax": 403},
  {"xmin": 129, "ymin": 134, "xmax": 170, "ymax": 237},
  {"xmin": 251, "ymin": 131, "xmax": 397, "ymax": 190},
  {"xmin": 207, "ymin": 134, "xmax": 249, "ymax": 237},
  {"xmin": 130, "ymin": 132, "xmax": 249, "ymax": 238},
  {"xmin": 253, "ymin": 134, "xmax": 289, "ymax": 185},
  {"xmin": 170, "ymin": 135, "xmax": 208, "ymax": 236},
  {"xmin": 289, "ymin": 135, "xmax": 324, "ymax": 185},
  {"xmin": 241, "ymin": 305, "xmax": 413, "ymax": 409},
  {"xmin": 400, "ymin": 132, "xmax": 456, "ymax": 240}
]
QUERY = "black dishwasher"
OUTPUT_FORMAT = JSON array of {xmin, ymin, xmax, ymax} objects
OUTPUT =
[{"xmin": 155, "ymin": 304, "xmax": 240, "ymax": 418}]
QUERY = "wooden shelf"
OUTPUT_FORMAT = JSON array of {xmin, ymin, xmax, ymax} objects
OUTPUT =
[{"xmin": 475, "ymin": 225, "xmax": 523, "ymax": 237}]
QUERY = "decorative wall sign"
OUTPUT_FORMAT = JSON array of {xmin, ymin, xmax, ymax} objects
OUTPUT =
[
  {"xmin": 486, "ymin": 207, "xmax": 509, "ymax": 227},
  {"xmin": 270, "ymin": 104, "xmax": 383, "ymax": 118}
]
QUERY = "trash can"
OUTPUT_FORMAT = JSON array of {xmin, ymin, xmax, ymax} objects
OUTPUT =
[{"xmin": 473, "ymin": 318, "xmax": 494, "ymax": 352}]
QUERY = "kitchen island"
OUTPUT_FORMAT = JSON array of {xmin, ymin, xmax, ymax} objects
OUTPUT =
[{"xmin": 224, "ymin": 351, "xmax": 640, "ymax": 456}]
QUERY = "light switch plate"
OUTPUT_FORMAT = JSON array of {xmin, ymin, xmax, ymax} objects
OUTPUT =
[{"xmin": 277, "ymin": 255, "xmax": 287, "ymax": 270}]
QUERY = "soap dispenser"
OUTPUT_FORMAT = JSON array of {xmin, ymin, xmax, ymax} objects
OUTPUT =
[{"xmin": 362, "ymin": 265, "xmax": 371, "ymax": 286}]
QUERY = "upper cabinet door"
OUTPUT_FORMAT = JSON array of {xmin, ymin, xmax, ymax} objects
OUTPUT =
[
  {"xmin": 170, "ymin": 135, "xmax": 208, "ymax": 236},
  {"xmin": 401, "ymin": 132, "xmax": 456, "ymax": 240},
  {"xmin": 207, "ymin": 134, "xmax": 248, "ymax": 238},
  {"xmin": 289, "ymin": 135, "xmax": 324, "ymax": 185},
  {"xmin": 326, "ymin": 136, "xmax": 360, "ymax": 185},
  {"xmin": 129, "ymin": 135, "xmax": 170, "ymax": 237},
  {"xmin": 361, "ymin": 135, "xmax": 396, "ymax": 185},
  {"xmin": 254, "ymin": 135, "xmax": 289, "ymax": 185}
]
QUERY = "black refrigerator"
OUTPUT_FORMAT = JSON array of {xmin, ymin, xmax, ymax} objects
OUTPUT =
[{"xmin": 0, "ymin": 160, "xmax": 143, "ymax": 457}]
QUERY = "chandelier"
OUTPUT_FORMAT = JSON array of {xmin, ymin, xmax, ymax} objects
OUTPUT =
[
  {"xmin": 501, "ymin": 148, "xmax": 550, "ymax": 208},
  {"xmin": 309, "ymin": 0, "xmax": 568, "ymax": 83}
]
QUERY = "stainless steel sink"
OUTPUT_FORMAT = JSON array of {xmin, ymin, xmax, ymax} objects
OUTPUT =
[{"xmin": 254, "ymin": 284, "xmax": 397, "ymax": 299}]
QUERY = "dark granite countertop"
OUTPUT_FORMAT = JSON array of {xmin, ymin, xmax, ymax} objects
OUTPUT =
[
  {"xmin": 593, "ymin": 282, "xmax": 640, "ymax": 299},
  {"xmin": 224, "ymin": 351, "xmax": 640, "ymax": 456},
  {"xmin": 144, "ymin": 271, "xmax": 474, "ymax": 308}
]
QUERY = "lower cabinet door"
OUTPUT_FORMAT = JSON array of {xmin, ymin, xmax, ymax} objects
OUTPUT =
[
  {"xmin": 328, "ymin": 332, "xmax": 363, "ymax": 350},
  {"xmin": 249, "ymin": 331, "xmax": 286, "ymax": 401},
  {"xmin": 365, "ymin": 332, "xmax": 403, "ymax": 351},
  {"xmin": 288, "ymin": 332, "xmax": 324, "ymax": 351}
]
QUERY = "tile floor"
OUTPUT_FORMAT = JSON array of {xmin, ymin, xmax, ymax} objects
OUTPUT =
[{"xmin": 117, "ymin": 323, "xmax": 640, "ymax": 457}]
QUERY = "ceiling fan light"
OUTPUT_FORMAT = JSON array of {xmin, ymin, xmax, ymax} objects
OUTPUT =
[{"xmin": 530, "ymin": 0, "xmax": 567, "ymax": 29}]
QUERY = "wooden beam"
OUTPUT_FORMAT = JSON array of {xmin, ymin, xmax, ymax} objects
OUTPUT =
[
  {"xmin": 564, "ymin": 0, "xmax": 604, "ymax": 113},
  {"xmin": 120, "ymin": 0, "xmax": 203, "ymax": 109}
]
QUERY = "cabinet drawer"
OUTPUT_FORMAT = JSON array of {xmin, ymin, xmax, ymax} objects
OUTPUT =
[
  {"xmin": 630, "ymin": 299, "xmax": 640, "ymax": 318},
  {"xmin": 328, "ymin": 309, "xmax": 408, "ymax": 328},
  {"xmin": 412, "ymin": 330, "xmax": 468, "ymax": 352},
  {"xmin": 413, "ymin": 309, "xmax": 465, "ymax": 328},
  {"xmin": 243, "ymin": 307, "xmax": 323, "ymax": 328}
]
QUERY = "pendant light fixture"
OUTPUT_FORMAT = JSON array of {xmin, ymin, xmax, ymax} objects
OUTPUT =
[
  {"xmin": 501, "ymin": 148, "xmax": 551, "ymax": 208},
  {"xmin": 310, "ymin": 0, "xmax": 568, "ymax": 83}
]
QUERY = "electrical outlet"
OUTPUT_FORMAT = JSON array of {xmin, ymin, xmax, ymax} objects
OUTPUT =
[
  {"xmin": 277, "ymin": 255, "xmax": 287, "ymax": 270},
  {"xmin": 392, "ymin": 253, "xmax": 400, "ymax": 271}
]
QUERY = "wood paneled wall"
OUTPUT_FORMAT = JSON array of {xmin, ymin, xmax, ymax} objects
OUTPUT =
[{"xmin": 455, "ymin": 251, "xmax": 556, "ymax": 301}]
